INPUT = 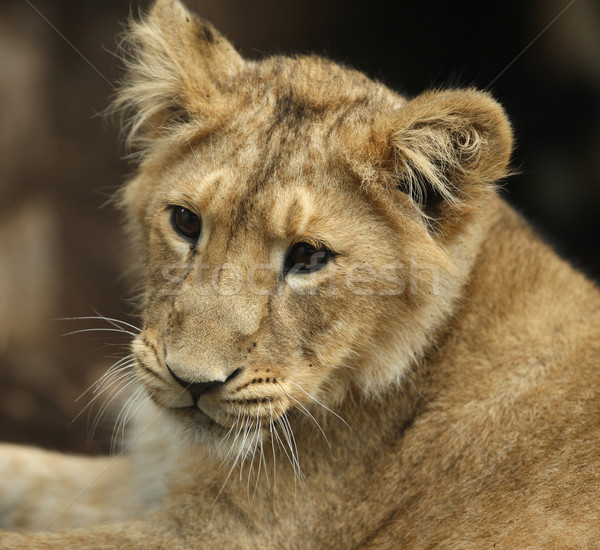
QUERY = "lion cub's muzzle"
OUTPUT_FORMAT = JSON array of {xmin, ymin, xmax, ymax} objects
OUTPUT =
[{"xmin": 132, "ymin": 333, "xmax": 292, "ymax": 431}]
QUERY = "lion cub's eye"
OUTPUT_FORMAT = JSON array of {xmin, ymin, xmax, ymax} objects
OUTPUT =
[
  {"xmin": 170, "ymin": 206, "xmax": 202, "ymax": 242},
  {"xmin": 284, "ymin": 242, "xmax": 333, "ymax": 276}
]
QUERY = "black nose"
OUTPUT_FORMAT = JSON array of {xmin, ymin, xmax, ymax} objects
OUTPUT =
[{"xmin": 166, "ymin": 365, "xmax": 242, "ymax": 401}]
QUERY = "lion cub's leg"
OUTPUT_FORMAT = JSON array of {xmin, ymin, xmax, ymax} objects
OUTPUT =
[{"xmin": 0, "ymin": 443, "xmax": 142, "ymax": 532}]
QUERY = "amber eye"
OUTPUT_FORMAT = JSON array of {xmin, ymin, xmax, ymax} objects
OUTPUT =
[
  {"xmin": 170, "ymin": 206, "xmax": 201, "ymax": 242},
  {"xmin": 284, "ymin": 242, "xmax": 333, "ymax": 276}
]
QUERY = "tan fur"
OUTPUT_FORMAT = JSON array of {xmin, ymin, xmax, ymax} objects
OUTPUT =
[{"xmin": 2, "ymin": 1, "xmax": 600, "ymax": 548}]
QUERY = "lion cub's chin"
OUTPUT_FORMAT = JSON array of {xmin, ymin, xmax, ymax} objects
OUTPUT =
[{"xmin": 161, "ymin": 404, "xmax": 269, "ymax": 461}]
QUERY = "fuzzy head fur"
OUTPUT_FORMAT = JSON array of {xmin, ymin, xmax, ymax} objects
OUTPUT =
[{"xmin": 115, "ymin": 0, "xmax": 512, "ymax": 456}]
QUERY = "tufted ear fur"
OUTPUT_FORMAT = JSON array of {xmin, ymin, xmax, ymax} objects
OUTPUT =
[
  {"xmin": 114, "ymin": 0, "xmax": 244, "ymax": 151},
  {"xmin": 372, "ymin": 89, "xmax": 513, "ymax": 226}
]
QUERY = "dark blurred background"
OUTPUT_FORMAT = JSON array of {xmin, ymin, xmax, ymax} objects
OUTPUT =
[{"xmin": 1, "ymin": 0, "xmax": 599, "ymax": 454}]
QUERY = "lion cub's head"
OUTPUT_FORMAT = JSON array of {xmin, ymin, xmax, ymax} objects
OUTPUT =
[{"xmin": 117, "ymin": 0, "xmax": 512, "ymax": 454}]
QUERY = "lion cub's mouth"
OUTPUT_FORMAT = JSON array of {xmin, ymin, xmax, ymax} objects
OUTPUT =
[
  {"xmin": 164, "ymin": 397, "xmax": 287, "ymax": 430},
  {"xmin": 138, "ymin": 367, "xmax": 290, "ymax": 434}
]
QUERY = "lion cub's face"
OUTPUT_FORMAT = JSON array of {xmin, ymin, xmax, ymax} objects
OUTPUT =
[
  {"xmin": 129, "ymin": 80, "xmax": 418, "ymax": 449},
  {"xmin": 119, "ymin": 0, "xmax": 511, "ymax": 454}
]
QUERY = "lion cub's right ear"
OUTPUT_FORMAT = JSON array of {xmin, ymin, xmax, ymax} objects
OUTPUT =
[{"xmin": 114, "ymin": 0, "xmax": 243, "ymax": 151}]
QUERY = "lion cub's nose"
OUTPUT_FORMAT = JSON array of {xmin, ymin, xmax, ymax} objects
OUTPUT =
[{"xmin": 166, "ymin": 364, "xmax": 242, "ymax": 401}]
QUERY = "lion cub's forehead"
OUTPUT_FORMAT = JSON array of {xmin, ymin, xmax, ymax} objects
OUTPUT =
[{"xmin": 153, "ymin": 56, "xmax": 403, "ymax": 244}]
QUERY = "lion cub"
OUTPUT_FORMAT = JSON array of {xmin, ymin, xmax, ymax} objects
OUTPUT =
[{"xmin": 2, "ymin": 0, "xmax": 600, "ymax": 548}]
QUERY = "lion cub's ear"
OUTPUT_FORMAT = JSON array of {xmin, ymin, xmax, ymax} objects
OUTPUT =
[
  {"xmin": 374, "ymin": 89, "xmax": 513, "ymax": 224},
  {"xmin": 114, "ymin": 0, "xmax": 243, "ymax": 150}
]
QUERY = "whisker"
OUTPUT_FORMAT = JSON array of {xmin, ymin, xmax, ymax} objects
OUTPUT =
[
  {"xmin": 238, "ymin": 417, "xmax": 256, "ymax": 482},
  {"xmin": 285, "ymin": 393, "xmax": 332, "ymax": 453},
  {"xmin": 214, "ymin": 416, "xmax": 249, "ymax": 504},
  {"xmin": 71, "ymin": 362, "xmax": 136, "ymax": 425},
  {"xmin": 245, "ymin": 425, "xmax": 255, "ymax": 502},
  {"xmin": 94, "ymin": 363, "xmax": 138, "ymax": 396},
  {"xmin": 92, "ymin": 358, "xmax": 137, "ymax": 391},
  {"xmin": 91, "ymin": 355, "xmax": 136, "ymax": 388},
  {"xmin": 89, "ymin": 370, "xmax": 138, "ymax": 421},
  {"xmin": 268, "ymin": 402, "xmax": 278, "ymax": 497},
  {"xmin": 286, "ymin": 380, "xmax": 351, "ymax": 430},
  {"xmin": 222, "ymin": 412, "xmax": 246, "ymax": 465},
  {"xmin": 255, "ymin": 425, "xmax": 269, "ymax": 501},
  {"xmin": 280, "ymin": 413, "xmax": 304, "ymax": 486},
  {"xmin": 273, "ymin": 412, "xmax": 305, "ymax": 495},
  {"xmin": 59, "ymin": 313, "xmax": 141, "ymax": 334},
  {"xmin": 271, "ymin": 419, "xmax": 293, "ymax": 483},
  {"xmin": 88, "ymin": 375, "xmax": 139, "ymax": 441},
  {"xmin": 246, "ymin": 410, "xmax": 262, "ymax": 503},
  {"xmin": 111, "ymin": 385, "xmax": 146, "ymax": 453},
  {"xmin": 58, "ymin": 308, "xmax": 142, "ymax": 447},
  {"xmin": 74, "ymin": 354, "xmax": 135, "ymax": 403},
  {"xmin": 214, "ymin": 409, "xmax": 241, "ymax": 461},
  {"xmin": 61, "ymin": 327, "xmax": 138, "ymax": 338},
  {"xmin": 90, "ymin": 309, "xmax": 141, "ymax": 333}
]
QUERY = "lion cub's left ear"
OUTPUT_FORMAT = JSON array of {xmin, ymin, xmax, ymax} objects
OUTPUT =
[{"xmin": 372, "ymin": 89, "xmax": 513, "ymax": 225}]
